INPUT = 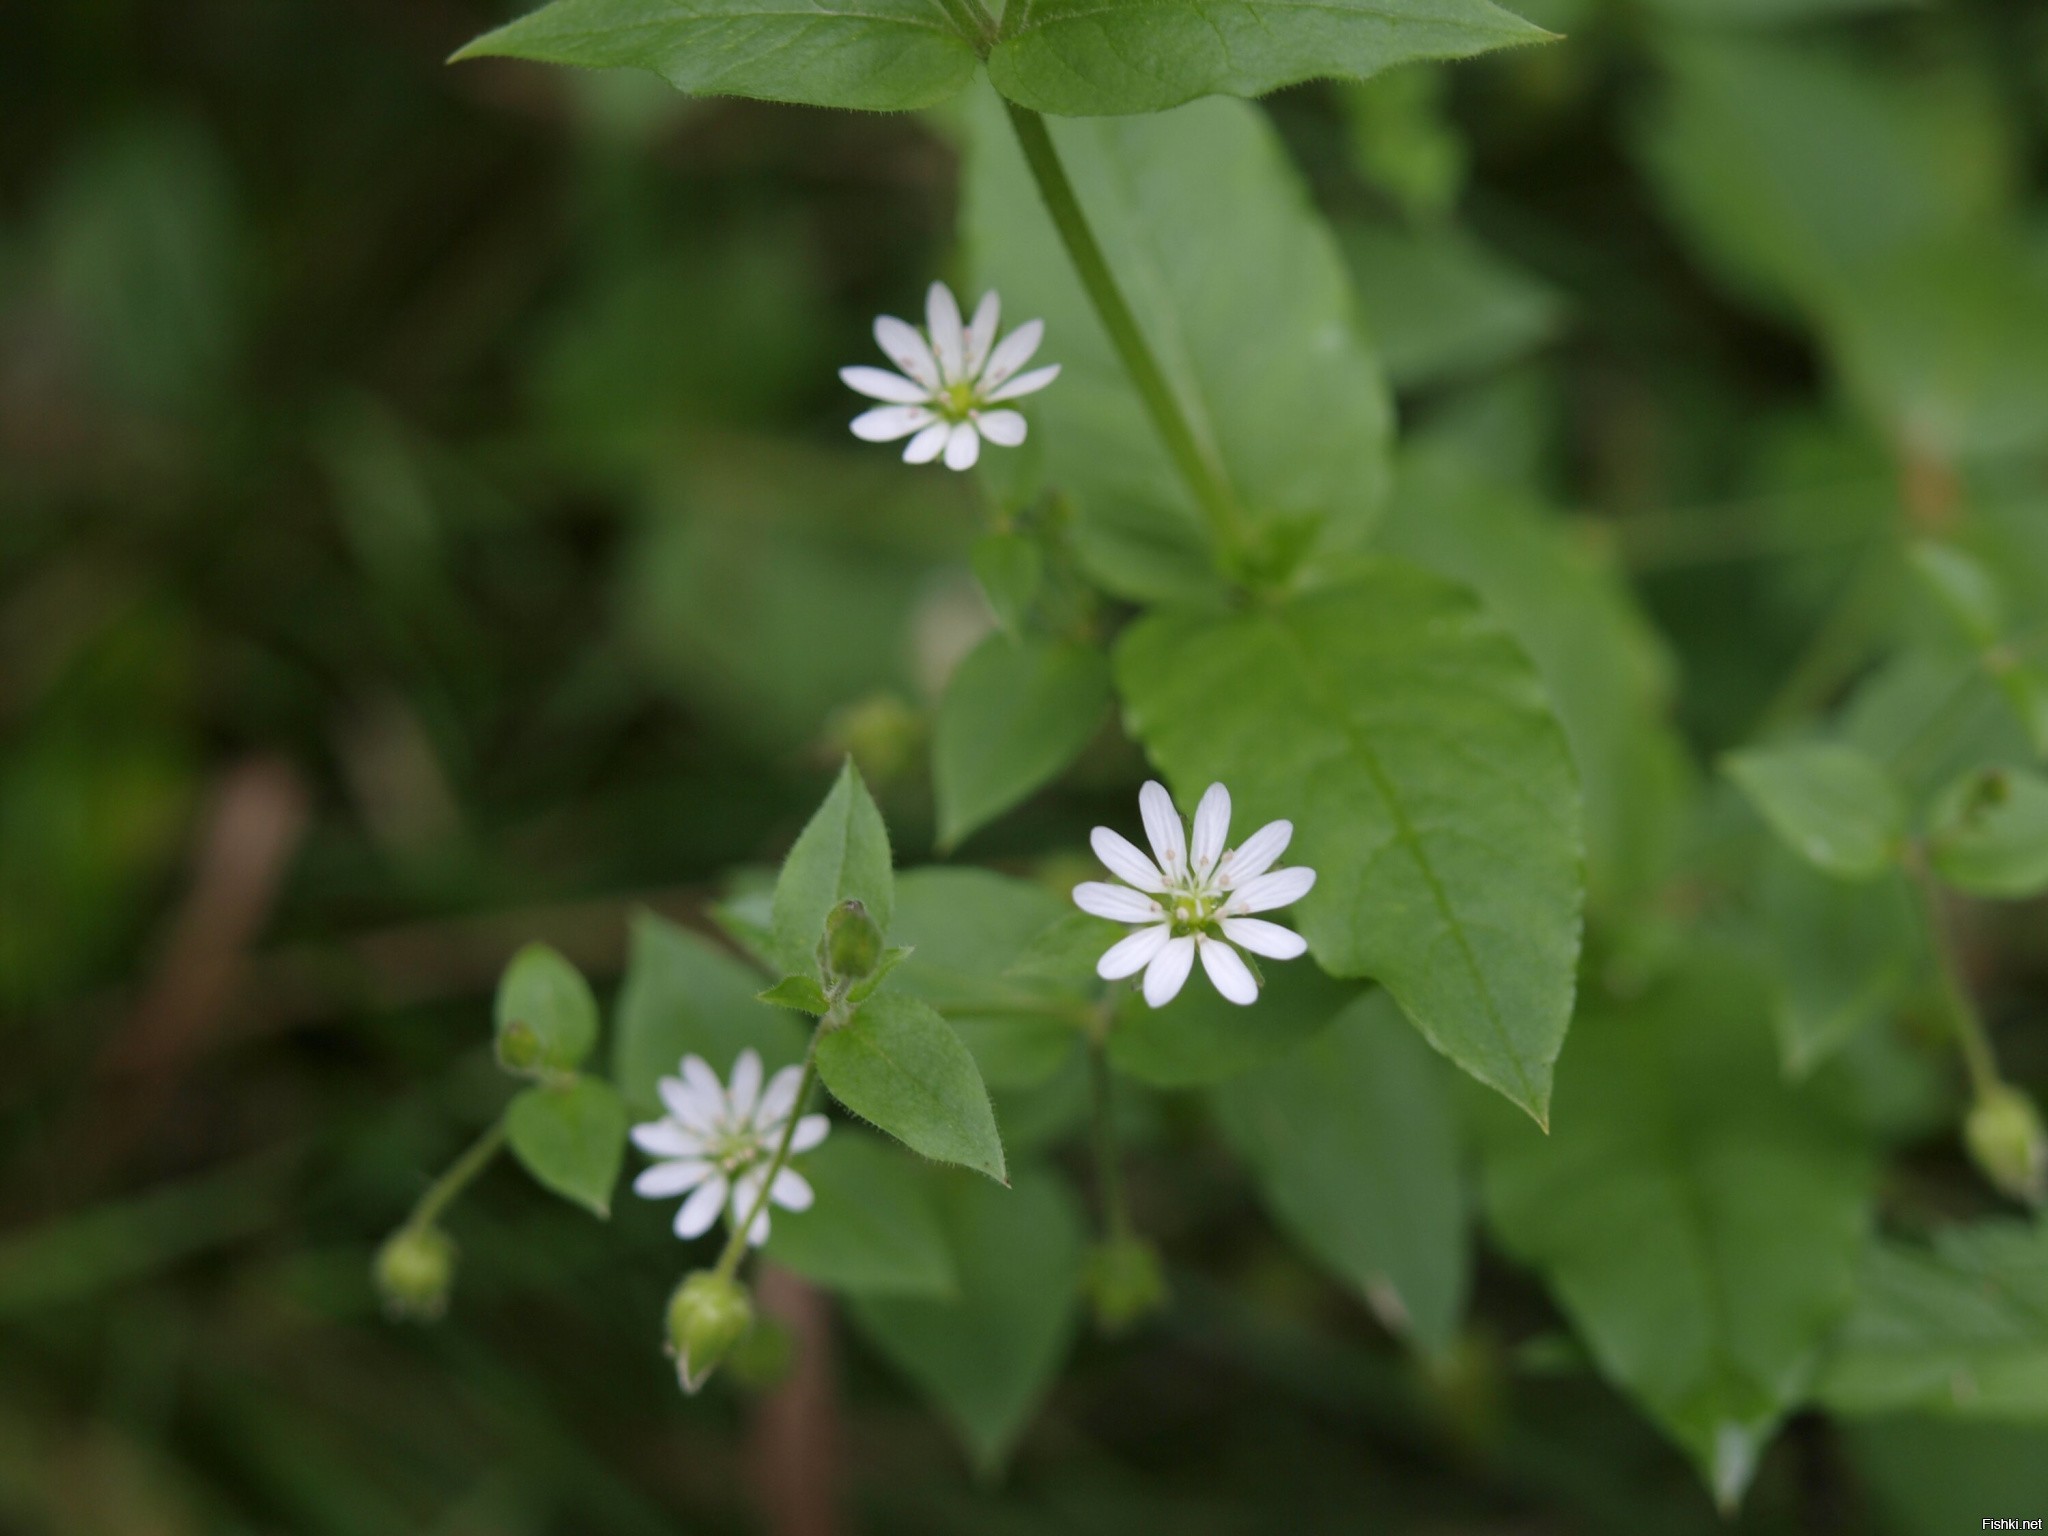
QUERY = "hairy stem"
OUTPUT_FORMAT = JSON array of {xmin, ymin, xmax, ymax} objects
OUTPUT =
[
  {"xmin": 1003, "ymin": 102, "xmax": 1246, "ymax": 573},
  {"xmin": 405, "ymin": 1120, "xmax": 506, "ymax": 1234}
]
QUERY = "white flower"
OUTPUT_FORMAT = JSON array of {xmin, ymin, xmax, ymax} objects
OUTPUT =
[
  {"xmin": 840, "ymin": 280, "xmax": 1060, "ymax": 471},
  {"xmin": 630, "ymin": 1048, "xmax": 830, "ymax": 1247},
  {"xmin": 1074, "ymin": 781, "xmax": 1316, "ymax": 1009}
]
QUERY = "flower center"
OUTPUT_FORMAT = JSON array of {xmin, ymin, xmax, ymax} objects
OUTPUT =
[
  {"xmin": 1167, "ymin": 879, "xmax": 1223, "ymax": 937},
  {"xmin": 938, "ymin": 380, "xmax": 978, "ymax": 420},
  {"xmin": 709, "ymin": 1127, "xmax": 764, "ymax": 1172}
]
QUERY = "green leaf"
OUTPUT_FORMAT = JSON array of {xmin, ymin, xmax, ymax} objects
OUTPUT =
[
  {"xmin": 1817, "ymin": 1221, "xmax": 2048, "ymax": 1420},
  {"xmin": 815, "ymin": 994, "xmax": 1006, "ymax": 1183},
  {"xmin": 1341, "ymin": 219, "xmax": 1564, "ymax": 391},
  {"xmin": 985, "ymin": 0, "xmax": 1551, "ymax": 118},
  {"xmin": 771, "ymin": 758, "xmax": 894, "ymax": 981},
  {"xmin": 1109, "ymin": 955, "xmax": 1356, "ymax": 1090},
  {"xmin": 757, "ymin": 975, "xmax": 831, "ymax": 1015},
  {"xmin": 1004, "ymin": 909, "xmax": 1123, "ymax": 990},
  {"xmin": 1723, "ymin": 742, "xmax": 1905, "ymax": 881},
  {"xmin": 1756, "ymin": 848, "xmax": 1923, "ymax": 1075},
  {"xmin": 1214, "ymin": 992, "xmax": 1467, "ymax": 1357},
  {"xmin": 611, "ymin": 913, "xmax": 807, "ymax": 1119},
  {"xmin": 1843, "ymin": 1417, "xmax": 2048, "ymax": 1536},
  {"xmin": 504, "ymin": 1077, "xmax": 628, "ymax": 1218},
  {"xmin": 493, "ymin": 943, "xmax": 600, "ymax": 1075},
  {"xmin": 761, "ymin": 1131, "xmax": 956, "ymax": 1299},
  {"xmin": 971, "ymin": 530, "xmax": 1044, "ymax": 637},
  {"xmin": 1116, "ymin": 561, "xmax": 1584, "ymax": 1124},
  {"xmin": 1473, "ymin": 951, "xmax": 1875, "ymax": 1508},
  {"xmin": 845, "ymin": 945, "xmax": 913, "ymax": 1005},
  {"xmin": 452, "ymin": 0, "xmax": 980, "ymax": 114},
  {"xmin": 1928, "ymin": 766, "xmax": 2048, "ymax": 900},
  {"xmin": 1911, "ymin": 540, "xmax": 2006, "ymax": 650},
  {"xmin": 848, "ymin": 1168, "xmax": 1085, "ymax": 1474},
  {"xmin": 934, "ymin": 632, "xmax": 1110, "ymax": 849},
  {"xmin": 966, "ymin": 89, "xmax": 1391, "ymax": 602}
]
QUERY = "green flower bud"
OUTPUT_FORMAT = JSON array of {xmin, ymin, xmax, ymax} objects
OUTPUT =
[
  {"xmin": 666, "ymin": 1271, "xmax": 754, "ymax": 1394},
  {"xmin": 820, "ymin": 899, "xmax": 885, "ymax": 984},
  {"xmin": 375, "ymin": 1226, "xmax": 457, "ymax": 1320},
  {"xmin": 494, "ymin": 1019, "xmax": 545, "ymax": 1074},
  {"xmin": 1085, "ymin": 1236, "xmax": 1169, "ymax": 1334},
  {"xmin": 1965, "ymin": 1084, "xmax": 2047, "ymax": 1207}
]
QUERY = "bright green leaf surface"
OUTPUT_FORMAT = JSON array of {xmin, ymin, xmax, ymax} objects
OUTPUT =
[
  {"xmin": 1215, "ymin": 991, "xmax": 1468, "ymax": 1357},
  {"xmin": 611, "ymin": 913, "xmax": 807, "ymax": 1118},
  {"xmin": 505, "ymin": 1077, "xmax": 627, "ymax": 1218},
  {"xmin": 966, "ymin": 89, "xmax": 1391, "ymax": 602},
  {"xmin": 771, "ymin": 758, "xmax": 894, "ymax": 980},
  {"xmin": 1928, "ymin": 765, "xmax": 2048, "ymax": 900},
  {"xmin": 1109, "ymin": 953, "xmax": 1355, "ymax": 1089},
  {"xmin": 849, "ymin": 1168, "xmax": 1085, "ymax": 1473},
  {"xmin": 758, "ymin": 974, "xmax": 831, "ymax": 1015},
  {"xmin": 453, "ymin": 0, "xmax": 980, "ymax": 113},
  {"xmin": 1474, "ymin": 953, "xmax": 1875, "ymax": 1507},
  {"xmin": 816, "ymin": 994, "xmax": 1007, "ymax": 1183},
  {"xmin": 986, "ymin": 0, "xmax": 1550, "ymax": 117},
  {"xmin": 761, "ymin": 1131, "xmax": 956, "ymax": 1299},
  {"xmin": 934, "ymin": 632, "xmax": 1110, "ymax": 848},
  {"xmin": 1724, "ymin": 742, "xmax": 1905, "ymax": 881},
  {"xmin": 1117, "ymin": 562, "xmax": 1583, "ymax": 1123},
  {"xmin": 493, "ymin": 943, "xmax": 599, "ymax": 1075}
]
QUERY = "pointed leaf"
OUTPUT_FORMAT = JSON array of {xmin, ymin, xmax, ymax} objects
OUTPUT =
[
  {"xmin": 1928, "ymin": 765, "xmax": 2048, "ymax": 900},
  {"xmin": 816, "ymin": 994, "xmax": 1006, "ymax": 1183},
  {"xmin": 494, "ymin": 943, "xmax": 599, "ymax": 1076},
  {"xmin": 1724, "ymin": 742, "xmax": 1906, "ymax": 881},
  {"xmin": 758, "ymin": 975, "xmax": 832, "ymax": 1015},
  {"xmin": 505, "ymin": 1077, "xmax": 627, "ymax": 1218},
  {"xmin": 771, "ymin": 759, "xmax": 894, "ymax": 980},
  {"xmin": 762, "ymin": 1131, "xmax": 957, "ymax": 1299},
  {"xmin": 935, "ymin": 632, "xmax": 1109, "ymax": 848}
]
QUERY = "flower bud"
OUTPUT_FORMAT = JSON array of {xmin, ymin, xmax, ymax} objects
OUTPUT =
[
  {"xmin": 1965, "ymin": 1084, "xmax": 2047, "ymax": 1207},
  {"xmin": 375, "ymin": 1226, "xmax": 457, "ymax": 1320},
  {"xmin": 494, "ymin": 1019, "xmax": 545, "ymax": 1074},
  {"xmin": 820, "ymin": 899, "xmax": 885, "ymax": 984},
  {"xmin": 666, "ymin": 1271, "xmax": 754, "ymax": 1393},
  {"xmin": 1085, "ymin": 1236, "xmax": 1168, "ymax": 1333}
]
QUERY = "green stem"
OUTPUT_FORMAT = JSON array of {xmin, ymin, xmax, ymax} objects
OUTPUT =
[
  {"xmin": 712, "ymin": 1047, "xmax": 821, "ymax": 1283},
  {"xmin": 404, "ymin": 1120, "xmax": 506, "ymax": 1234},
  {"xmin": 1087, "ymin": 1034, "xmax": 1132, "ymax": 1242},
  {"xmin": 1909, "ymin": 857, "xmax": 2001, "ymax": 1098},
  {"xmin": 1003, "ymin": 101, "xmax": 1246, "ymax": 573}
]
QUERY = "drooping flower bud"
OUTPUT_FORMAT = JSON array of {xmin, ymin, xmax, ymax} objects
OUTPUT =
[
  {"xmin": 666, "ymin": 1271, "xmax": 754, "ymax": 1393},
  {"xmin": 375, "ymin": 1226, "xmax": 458, "ymax": 1320},
  {"xmin": 1085, "ymin": 1236, "xmax": 1168, "ymax": 1333},
  {"xmin": 820, "ymin": 899, "xmax": 885, "ymax": 985},
  {"xmin": 1965, "ymin": 1083, "xmax": 2047, "ymax": 1207}
]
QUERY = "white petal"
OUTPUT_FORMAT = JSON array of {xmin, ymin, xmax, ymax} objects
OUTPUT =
[
  {"xmin": 728, "ymin": 1048, "xmax": 762, "ymax": 1123},
  {"xmin": 790, "ymin": 1113, "xmax": 831, "ymax": 1153},
  {"xmin": 679, "ymin": 1058, "xmax": 728, "ymax": 1125},
  {"xmin": 964, "ymin": 290, "xmax": 1001, "ymax": 378},
  {"xmin": 1139, "ymin": 780, "xmax": 1188, "ymax": 880},
  {"xmin": 757, "ymin": 1063, "xmax": 805, "ymax": 1128},
  {"xmin": 1219, "ymin": 819, "xmax": 1292, "ymax": 888},
  {"xmin": 986, "ymin": 363, "xmax": 1060, "ymax": 402},
  {"xmin": 674, "ymin": 1174, "xmax": 729, "ymax": 1239},
  {"xmin": 979, "ymin": 318, "xmax": 1044, "ymax": 392},
  {"xmin": 927, "ymin": 281, "xmax": 966, "ymax": 383},
  {"xmin": 1142, "ymin": 935, "xmax": 1196, "ymax": 1008},
  {"xmin": 731, "ymin": 1168, "xmax": 774, "ymax": 1247},
  {"xmin": 1220, "ymin": 916, "xmax": 1309, "ymax": 960},
  {"xmin": 1073, "ymin": 881, "xmax": 1164, "ymax": 924},
  {"xmin": 903, "ymin": 422, "xmax": 950, "ymax": 464},
  {"xmin": 1191, "ymin": 783, "xmax": 1231, "ymax": 880},
  {"xmin": 1198, "ymin": 935, "xmax": 1259, "ymax": 1005},
  {"xmin": 973, "ymin": 408, "xmax": 1027, "ymax": 447},
  {"xmin": 839, "ymin": 365, "xmax": 930, "ymax": 404},
  {"xmin": 634, "ymin": 1159, "xmax": 712, "ymax": 1198},
  {"xmin": 631, "ymin": 1120, "xmax": 705, "ymax": 1158},
  {"xmin": 770, "ymin": 1167, "xmax": 814, "ymax": 1212},
  {"xmin": 851, "ymin": 404, "xmax": 937, "ymax": 442},
  {"xmin": 1096, "ymin": 923, "xmax": 1171, "ymax": 980},
  {"xmin": 942, "ymin": 421, "xmax": 981, "ymax": 471},
  {"xmin": 1224, "ymin": 865, "xmax": 1317, "ymax": 916},
  {"xmin": 874, "ymin": 314, "xmax": 941, "ymax": 391},
  {"xmin": 1091, "ymin": 827, "xmax": 1167, "ymax": 892}
]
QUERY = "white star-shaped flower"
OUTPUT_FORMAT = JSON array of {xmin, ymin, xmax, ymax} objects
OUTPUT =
[
  {"xmin": 1074, "ymin": 781, "xmax": 1316, "ymax": 1009},
  {"xmin": 630, "ymin": 1049, "xmax": 829, "ymax": 1246},
  {"xmin": 840, "ymin": 280, "xmax": 1060, "ymax": 471}
]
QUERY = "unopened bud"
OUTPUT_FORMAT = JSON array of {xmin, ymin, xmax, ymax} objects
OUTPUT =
[
  {"xmin": 1966, "ymin": 1084, "xmax": 2047, "ymax": 1207},
  {"xmin": 1085, "ymin": 1236, "xmax": 1168, "ymax": 1333},
  {"xmin": 495, "ymin": 1019, "xmax": 544, "ymax": 1074},
  {"xmin": 666, "ymin": 1271, "xmax": 754, "ymax": 1393},
  {"xmin": 821, "ymin": 900, "xmax": 885, "ymax": 984},
  {"xmin": 375, "ymin": 1226, "xmax": 457, "ymax": 1320}
]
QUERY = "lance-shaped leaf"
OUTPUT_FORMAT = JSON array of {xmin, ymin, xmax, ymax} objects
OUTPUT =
[
  {"xmin": 494, "ymin": 943, "xmax": 599, "ymax": 1075},
  {"xmin": 771, "ymin": 758, "xmax": 894, "ymax": 980},
  {"xmin": 1724, "ymin": 742, "xmax": 1906, "ymax": 881},
  {"xmin": 505, "ymin": 1077, "xmax": 628, "ymax": 1218},
  {"xmin": 1473, "ymin": 951, "xmax": 1876, "ymax": 1509},
  {"xmin": 452, "ymin": 0, "xmax": 980, "ymax": 114},
  {"xmin": 1116, "ymin": 560, "xmax": 1583, "ymax": 1124},
  {"xmin": 934, "ymin": 632, "xmax": 1110, "ymax": 849},
  {"xmin": 815, "ymin": 994, "xmax": 1007, "ymax": 1183},
  {"xmin": 986, "ymin": 0, "xmax": 1552, "ymax": 117}
]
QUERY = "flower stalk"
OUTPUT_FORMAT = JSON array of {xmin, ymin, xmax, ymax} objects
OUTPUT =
[
  {"xmin": 712, "ymin": 1044, "xmax": 822, "ymax": 1284},
  {"xmin": 403, "ymin": 1119, "xmax": 507, "ymax": 1235}
]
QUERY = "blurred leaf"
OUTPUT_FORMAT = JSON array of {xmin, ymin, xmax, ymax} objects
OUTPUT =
[
  {"xmin": 494, "ymin": 943, "xmax": 600, "ymax": 1075},
  {"xmin": 1214, "ymin": 991, "xmax": 1468, "ymax": 1357},
  {"xmin": 1344, "ymin": 221, "xmax": 1563, "ymax": 390},
  {"xmin": 1723, "ymin": 742, "xmax": 1905, "ymax": 880},
  {"xmin": 1910, "ymin": 540, "xmax": 2005, "ymax": 649},
  {"xmin": 1756, "ymin": 847, "xmax": 1923, "ymax": 1075},
  {"xmin": 849, "ymin": 1168, "xmax": 1085, "ymax": 1474},
  {"xmin": 985, "ymin": 0, "xmax": 1551, "ymax": 116},
  {"xmin": 934, "ymin": 632, "xmax": 1109, "ymax": 848},
  {"xmin": 816, "ymin": 994, "xmax": 1006, "ymax": 1182},
  {"xmin": 1927, "ymin": 765, "xmax": 2048, "ymax": 899},
  {"xmin": 771, "ymin": 759, "xmax": 894, "ymax": 981},
  {"xmin": 1474, "ymin": 951, "xmax": 1876, "ymax": 1508},
  {"xmin": 1338, "ymin": 68, "xmax": 1468, "ymax": 223},
  {"xmin": 1843, "ymin": 1416, "xmax": 2048, "ymax": 1535},
  {"xmin": 966, "ymin": 88, "xmax": 1391, "ymax": 601},
  {"xmin": 1109, "ymin": 955, "xmax": 1355, "ymax": 1089},
  {"xmin": 971, "ymin": 531, "xmax": 1044, "ymax": 638},
  {"xmin": 757, "ymin": 975, "xmax": 831, "ymax": 1015},
  {"xmin": 1117, "ymin": 563, "xmax": 1584, "ymax": 1124},
  {"xmin": 762, "ymin": 1131, "xmax": 957, "ymax": 1298},
  {"xmin": 505, "ymin": 1077, "xmax": 627, "ymax": 1218},
  {"xmin": 1638, "ymin": 0, "xmax": 1920, "ymax": 22}
]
